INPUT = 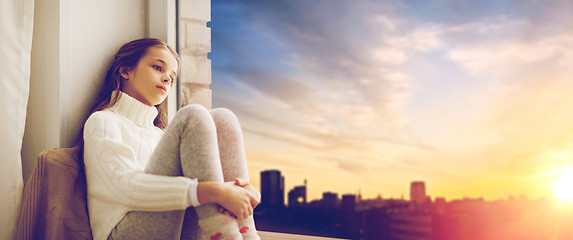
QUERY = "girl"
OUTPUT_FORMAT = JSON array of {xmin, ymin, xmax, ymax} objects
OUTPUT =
[{"xmin": 83, "ymin": 38, "xmax": 260, "ymax": 240}]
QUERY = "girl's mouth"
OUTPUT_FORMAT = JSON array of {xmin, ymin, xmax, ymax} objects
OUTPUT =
[{"xmin": 156, "ymin": 86, "xmax": 167, "ymax": 93}]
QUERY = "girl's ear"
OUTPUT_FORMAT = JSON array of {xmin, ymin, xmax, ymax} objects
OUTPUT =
[{"xmin": 119, "ymin": 66, "xmax": 130, "ymax": 80}]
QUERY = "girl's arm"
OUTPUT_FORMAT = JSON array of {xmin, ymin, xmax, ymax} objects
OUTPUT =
[{"xmin": 84, "ymin": 112, "xmax": 195, "ymax": 211}]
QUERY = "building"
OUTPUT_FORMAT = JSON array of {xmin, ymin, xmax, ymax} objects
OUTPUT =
[
  {"xmin": 322, "ymin": 192, "xmax": 338, "ymax": 209},
  {"xmin": 260, "ymin": 170, "xmax": 285, "ymax": 208},
  {"xmin": 389, "ymin": 212, "xmax": 432, "ymax": 240},
  {"xmin": 433, "ymin": 197, "xmax": 447, "ymax": 214},
  {"xmin": 341, "ymin": 194, "xmax": 356, "ymax": 211},
  {"xmin": 410, "ymin": 181, "xmax": 427, "ymax": 205},
  {"xmin": 288, "ymin": 185, "xmax": 307, "ymax": 208}
]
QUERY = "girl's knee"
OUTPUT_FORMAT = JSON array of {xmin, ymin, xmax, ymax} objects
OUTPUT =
[
  {"xmin": 178, "ymin": 104, "xmax": 210, "ymax": 118},
  {"xmin": 175, "ymin": 104, "xmax": 215, "ymax": 130},
  {"xmin": 210, "ymin": 108, "xmax": 239, "ymax": 124}
]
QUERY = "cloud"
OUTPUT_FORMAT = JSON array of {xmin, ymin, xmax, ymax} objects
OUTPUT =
[
  {"xmin": 449, "ymin": 35, "xmax": 573, "ymax": 75},
  {"xmin": 442, "ymin": 9, "xmax": 573, "ymax": 76},
  {"xmin": 427, "ymin": 16, "xmax": 573, "ymax": 184},
  {"xmin": 212, "ymin": 0, "xmax": 573, "ymax": 199},
  {"xmin": 212, "ymin": 0, "xmax": 437, "ymax": 156},
  {"xmin": 385, "ymin": 26, "xmax": 443, "ymax": 52},
  {"xmin": 371, "ymin": 48, "xmax": 407, "ymax": 65},
  {"xmin": 439, "ymin": 16, "xmax": 573, "ymax": 150}
]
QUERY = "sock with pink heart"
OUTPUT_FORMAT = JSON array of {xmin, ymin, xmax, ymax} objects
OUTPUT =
[
  {"xmin": 196, "ymin": 204, "xmax": 242, "ymax": 240},
  {"xmin": 238, "ymin": 217, "xmax": 259, "ymax": 240}
]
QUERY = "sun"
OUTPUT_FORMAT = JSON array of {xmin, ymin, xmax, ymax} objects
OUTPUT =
[{"xmin": 551, "ymin": 171, "xmax": 573, "ymax": 202}]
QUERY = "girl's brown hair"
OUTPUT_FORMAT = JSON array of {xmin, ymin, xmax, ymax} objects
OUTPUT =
[
  {"xmin": 88, "ymin": 38, "xmax": 180, "ymax": 130},
  {"xmin": 74, "ymin": 38, "xmax": 179, "ymax": 193}
]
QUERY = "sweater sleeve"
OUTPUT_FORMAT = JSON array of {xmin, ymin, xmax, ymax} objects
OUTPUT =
[{"xmin": 84, "ymin": 113, "xmax": 194, "ymax": 211}]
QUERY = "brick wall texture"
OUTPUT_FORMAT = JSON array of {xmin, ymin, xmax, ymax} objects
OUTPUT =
[{"xmin": 179, "ymin": 0, "xmax": 212, "ymax": 109}]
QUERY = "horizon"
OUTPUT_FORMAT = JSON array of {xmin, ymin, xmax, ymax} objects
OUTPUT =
[
  {"xmin": 256, "ymin": 168, "xmax": 560, "ymax": 203},
  {"xmin": 209, "ymin": 0, "xmax": 573, "ymax": 203}
]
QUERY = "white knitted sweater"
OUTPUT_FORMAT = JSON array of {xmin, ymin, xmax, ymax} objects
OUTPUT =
[{"xmin": 83, "ymin": 91, "xmax": 197, "ymax": 240}]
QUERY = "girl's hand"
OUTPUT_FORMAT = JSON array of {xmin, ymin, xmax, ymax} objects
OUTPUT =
[
  {"xmin": 234, "ymin": 178, "xmax": 261, "ymax": 209},
  {"xmin": 197, "ymin": 180, "xmax": 260, "ymax": 220},
  {"xmin": 217, "ymin": 182, "xmax": 256, "ymax": 220}
]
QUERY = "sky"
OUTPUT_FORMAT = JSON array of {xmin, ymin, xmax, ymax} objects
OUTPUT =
[{"xmin": 208, "ymin": 0, "xmax": 573, "ymax": 202}]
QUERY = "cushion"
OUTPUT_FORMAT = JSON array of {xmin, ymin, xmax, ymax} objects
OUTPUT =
[{"xmin": 16, "ymin": 146, "xmax": 92, "ymax": 240}]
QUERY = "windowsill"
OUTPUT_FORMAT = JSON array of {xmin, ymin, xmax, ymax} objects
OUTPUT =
[{"xmin": 258, "ymin": 231, "xmax": 348, "ymax": 240}]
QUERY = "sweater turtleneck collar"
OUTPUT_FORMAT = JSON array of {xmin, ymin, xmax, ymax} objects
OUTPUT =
[{"xmin": 109, "ymin": 91, "xmax": 158, "ymax": 128}]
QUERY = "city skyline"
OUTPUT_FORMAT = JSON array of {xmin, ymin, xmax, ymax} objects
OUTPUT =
[
  {"xmin": 254, "ymin": 169, "xmax": 573, "ymax": 239},
  {"xmin": 258, "ymin": 169, "xmax": 560, "ymax": 204},
  {"xmin": 210, "ymin": 0, "xmax": 573, "ymax": 202}
]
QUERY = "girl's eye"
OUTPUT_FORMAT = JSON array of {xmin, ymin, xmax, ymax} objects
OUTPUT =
[{"xmin": 153, "ymin": 65, "xmax": 162, "ymax": 72}]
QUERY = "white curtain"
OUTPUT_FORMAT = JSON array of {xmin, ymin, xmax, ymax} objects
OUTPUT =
[{"xmin": 0, "ymin": 0, "xmax": 35, "ymax": 239}]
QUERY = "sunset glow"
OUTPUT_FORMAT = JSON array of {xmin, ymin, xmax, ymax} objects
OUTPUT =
[
  {"xmin": 211, "ymin": 0, "xmax": 573, "ymax": 202},
  {"xmin": 552, "ymin": 168, "xmax": 573, "ymax": 202}
]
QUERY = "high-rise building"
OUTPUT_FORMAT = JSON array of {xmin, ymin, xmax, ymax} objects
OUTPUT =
[
  {"xmin": 322, "ymin": 192, "xmax": 338, "ymax": 209},
  {"xmin": 260, "ymin": 170, "xmax": 284, "ymax": 208},
  {"xmin": 288, "ymin": 185, "xmax": 307, "ymax": 208},
  {"xmin": 341, "ymin": 194, "xmax": 356, "ymax": 211},
  {"xmin": 410, "ymin": 181, "xmax": 427, "ymax": 205}
]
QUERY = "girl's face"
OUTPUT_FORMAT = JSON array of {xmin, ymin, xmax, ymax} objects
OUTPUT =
[{"xmin": 121, "ymin": 46, "xmax": 178, "ymax": 106}]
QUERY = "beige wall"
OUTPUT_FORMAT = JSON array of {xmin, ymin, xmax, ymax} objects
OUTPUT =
[{"xmin": 22, "ymin": 0, "xmax": 153, "ymax": 181}]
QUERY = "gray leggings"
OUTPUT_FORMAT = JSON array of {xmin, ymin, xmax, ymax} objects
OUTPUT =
[{"xmin": 108, "ymin": 105, "xmax": 250, "ymax": 240}]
